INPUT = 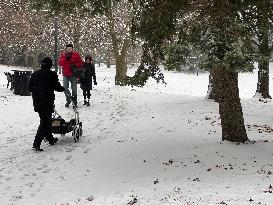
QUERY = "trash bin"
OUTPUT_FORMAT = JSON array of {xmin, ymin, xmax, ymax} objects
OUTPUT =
[{"xmin": 12, "ymin": 70, "xmax": 32, "ymax": 96}]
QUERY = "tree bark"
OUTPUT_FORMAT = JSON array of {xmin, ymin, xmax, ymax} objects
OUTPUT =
[
  {"xmin": 206, "ymin": 70, "xmax": 218, "ymax": 101},
  {"xmin": 115, "ymin": 54, "xmax": 127, "ymax": 85},
  {"xmin": 213, "ymin": 68, "xmax": 248, "ymax": 142},
  {"xmin": 256, "ymin": 9, "xmax": 271, "ymax": 99},
  {"xmin": 107, "ymin": 7, "xmax": 130, "ymax": 85},
  {"xmin": 71, "ymin": 18, "xmax": 81, "ymax": 53},
  {"xmin": 33, "ymin": 52, "xmax": 39, "ymax": 70},
  {"xmin": 256, "ymin": 58, "xmax": 271, "ymax": 98}
]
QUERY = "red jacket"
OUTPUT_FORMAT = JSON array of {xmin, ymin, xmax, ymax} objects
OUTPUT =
[{"xmin": 58, "ymin": 51, "xmax": 83, "ymax": 77}]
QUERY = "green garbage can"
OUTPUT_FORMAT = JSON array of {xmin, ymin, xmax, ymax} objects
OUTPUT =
[{"xmin": 12, "ymin": 70, "xmax": 32, "ymax": 96}]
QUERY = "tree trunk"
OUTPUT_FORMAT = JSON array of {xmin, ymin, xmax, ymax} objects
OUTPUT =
[
  {"xmin": 33, "ymin": 52, "xmax": 39, "ymax": 70},
  {"xmin": 72, "ymin": 18, "xmax": 81, "ymax": 53},
  {"xmin": 213, "ymin": 68, "xmax": 248, "ymax": 142},
  {"xmin": 106, "ymin": 51, "xmax": 111, "ymax": 68},
  {"xmin": 256, "ymin": 58, "xmax": 271, "ymax": 98},
  {"xmin": 106, "ymin": 6, "xmax": 130, "ymax": 85},
  {"xmin": 206, "ymin": 70, "xmax": 218, "ymax": 101},
  {"xmin": 115, "ymin": 38, "xmax": 130, "ymax": 85},
  {"xmin": 256, "ymin": 10, "xmax": 271, "ymax": 99},
  {"xmin": 115, "ymin": 55, "xmax": 127, "ymax": 85}
]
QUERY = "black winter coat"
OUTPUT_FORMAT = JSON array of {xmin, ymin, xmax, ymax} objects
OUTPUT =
[
  {"xmin": 80, "ymin": 62, "xmax": 97, "ymax": 91},
  {"xmin": 29, "ymin": 68, "xmax": 64, "ymax": 113}
]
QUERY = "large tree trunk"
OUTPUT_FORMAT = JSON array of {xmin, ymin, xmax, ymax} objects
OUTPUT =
[
  {"xmin": 256, "ymin": 9, "xmax": 271, "ymax": 99},
  {"xmin": 115, "ymin": 53, "xmax": 128, "ymax": 85},
  {"xmin": 213, "ymin": 68, "xmax": 248, "ymax": 142},
  {"xmin": 72, "ymin": 32, "xmax": 81, "ymax": 53},
  {"xmin": 107, "ymin": 7, "xmax": 130, "ymax": 85},
  {"xmin": 113, "ymin": 38, "xmax": 130, "ymax": 85}
]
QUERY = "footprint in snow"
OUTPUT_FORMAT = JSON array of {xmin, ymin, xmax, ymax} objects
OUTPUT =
[
  {"xmin": 65, "ymin": 155, "xmax": 72, "ymax": 160},
  {"xmin": 26, "ymin": 182, "xmax": 34, "ymax": 187},
  {"xmin": 30, "ymin": 193, "xmax": 36, "ymax": 197},
  {"xmin": 6, "ymin": 138, "xmax": 16, "ymax": 143},
  {"xmin": 65, "ymin": 144, "xmax": 77, "ymax": 152},
  {"xmin": 66, "ymin": 147, "xmax": 75, "ymax": 152},
  {"xmin": 42, "ymin": 169, "xmax": 52, "ymax": 173},
  {"xmin": 49, "ymin": 157, "xmax": 59, "ymax": 162},
  {"xmin": 11, "ymin": 195, "xmax": 23, "ymax": 201},
  {"xmin": 83, "ymin": 148, "xmax": 91, "ymax": 154},
  {"xmin": 37, "ymin": 165, "xmax": 47, "ymax": 171}
]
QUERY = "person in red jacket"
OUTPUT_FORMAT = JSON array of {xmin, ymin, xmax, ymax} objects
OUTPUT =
[{"xmin": 58, "ymin": 43, "xmax": 83, "ymax": 108}]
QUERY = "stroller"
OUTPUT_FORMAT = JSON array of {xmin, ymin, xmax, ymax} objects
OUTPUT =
[{"xmin": 51, "ymin": 94, "xmax": 83, "ymax": 142}]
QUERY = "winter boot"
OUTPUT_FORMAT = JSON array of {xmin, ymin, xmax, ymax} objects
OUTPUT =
[
  {"xmin": 65, "ymin": 102, "xmax": 70, "ymax": 108},
  {"xmin": 48, "ymin": 137, "xmax": 58, "ymax": 145},
  {"xmin": 86, "ymin": 100, "xmax": 90, "ymax": 106},
  {"xmin": 32, "ymin": 144, "xmax": 44, "ymax": 152},
  {"xmin": 83, "ymin": 100, "xmax": 87, "ymax": 105},
  {"xmin": 71, "ymin": 96, "xmax": 77, "ymax": 108},
  {"xmin": 73, "ymin": 103, "xmax": 78, "ymax": 109}
]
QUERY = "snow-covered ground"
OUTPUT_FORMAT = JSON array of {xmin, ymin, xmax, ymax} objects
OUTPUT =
[{"xmin": 1, "ymin": 63, "xmax": 273, "ymax": 205}]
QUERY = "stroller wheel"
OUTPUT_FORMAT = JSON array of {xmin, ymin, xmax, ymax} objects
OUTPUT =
[
  {"xmin": 72, "ymin": 128, "xmax": 80, "ymax": 142},
  {"xmin": 72, "ymin": 122, "xmax": 82, "ymax": 142},
  {"xmin": 76, "ymin": 130, "xmax": 80, "ymax": 141},
  {"xmin": 72, "ymin": 129, "xmax": 77, "ymax": 142},
  {"xmin": 79, "ymin": 122, "xmax": 83, "ymax": 137}
]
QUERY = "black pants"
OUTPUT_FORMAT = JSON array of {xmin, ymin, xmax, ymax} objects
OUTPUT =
[
  {"xmin": 83, "ymin": 90, "xmax": 91, "ymax": 100},
  {"xmin": 33, "ymin": 110, "xmax": 54, "ymax": 147}
]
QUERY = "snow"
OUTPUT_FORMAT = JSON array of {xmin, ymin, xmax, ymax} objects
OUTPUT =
[{"xmin": 1, "ymin": 63, "xmax": 273, "ymax": 205}]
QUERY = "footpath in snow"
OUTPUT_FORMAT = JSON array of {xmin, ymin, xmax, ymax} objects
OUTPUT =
[{"xmin": 0, "ymin": 64, "xmax": 273, "ymax": 205}]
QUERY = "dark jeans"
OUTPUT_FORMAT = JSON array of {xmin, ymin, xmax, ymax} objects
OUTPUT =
[
  {"xmin": 33, "ymin": 110, "xmax": 54, "ymax": 147},
  {"xmin": 83, "ymin": 90, "xmax": 91, "ymax": 100}
]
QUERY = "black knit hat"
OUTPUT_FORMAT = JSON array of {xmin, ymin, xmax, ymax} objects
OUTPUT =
[
  {"xmin": 85, "ymin": 55, "xmax": 92, "ymax": 61},
  {"xmin": 41, "ymin": 57, "xmax": 53, "ymax": 69},
  {"xmin": 66, "ymin": 43, "xmax": 73, "ymax": 48}
]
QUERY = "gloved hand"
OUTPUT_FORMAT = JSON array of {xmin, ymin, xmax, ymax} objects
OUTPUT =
[
  {"xmin": 94, "ymin": 81, "xmax": 97, "ymax": 85},
  {"xmin": 65, "ymin": 53, "xmax": 72, "ymax": 61}
]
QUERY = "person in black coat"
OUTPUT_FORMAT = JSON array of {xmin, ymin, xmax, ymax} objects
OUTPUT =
[
  {"xmin": 29, "ymin": 57, "xmax": 65, "ymax": 151},
  {"xmin": 80, "ymin": 55, "xmax": 97, "ymax": 106}
]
